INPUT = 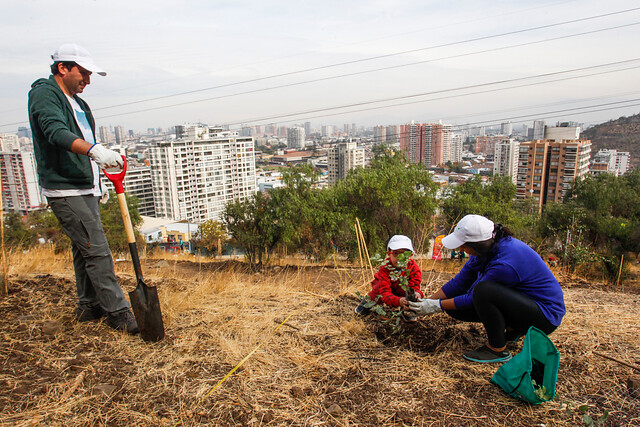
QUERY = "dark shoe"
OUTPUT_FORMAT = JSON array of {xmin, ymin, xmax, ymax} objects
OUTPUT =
[
  {"xmin": 75, "ymin": 304, "xmax": 107, "ymax": 322},
  {"xmin": 354, "ymin": 300, "xmax": 371, "ymax": 316},
  {"xmin": 462, "ymin": 345, "xmax": 512, "ymax": 363},
  {"xmin": 505, "ymin": 330, "xmax": 523, "ymax": 343},
  {"xmin": 105, "ymin": 310, "xmax": 140, "ymax": 334}
]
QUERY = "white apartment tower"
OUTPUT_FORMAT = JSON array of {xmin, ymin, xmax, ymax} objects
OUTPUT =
[
  {"xmin": 449, "ymin": 133, "xmax": 463, "ymax": 164},
  {"xmin": 590, "ymin": 149, "xmax": 630, "ymax": 176},
  {"xmin": 287, "ymin": 127, "xmax": 306, "ymax": 149},
  {"xmin": 0, "ymin": 147, "xmax": 43, "ymax": 213},
  {"xmin": 114, "ymin": 125, "xmax": 126, "ymax": 144},
  {"xmin": 501, "ymin": 121, "xmax": 513, "ymax": 136},
  {"xmin": 149, "ymin": 126, "xmax": 257, "ymax": 222},
  {"xmin": 494, "ymin": 139, "xmax": 520, "ymax": 185},
  {"xmin": 101, "ymin": 165, "xmax": 156, "ymax": 216},
  {"xmin": 328, "ymin": 141, "xmax": 365, "ymax": 185},
  {"xmin": 373, "ymin": 126, "xmax": 387, "ymax": 144}
]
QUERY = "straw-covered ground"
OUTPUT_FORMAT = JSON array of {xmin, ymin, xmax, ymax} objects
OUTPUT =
[{"xmin": 1, "ymin": 247, "xmax": 639, "ymax": 426}]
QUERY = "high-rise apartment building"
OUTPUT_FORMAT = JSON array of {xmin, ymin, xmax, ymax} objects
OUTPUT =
[
  {"xmin": 321, "ymin": 125, "xmax": 334, "ymax": 138},
  {"xmin": 287, "ymin": 127, "xmax": 306, "ymax": 149},
  {"xmin": 114, "ymin": 125, "xmax": 126, "ymax": 144},
  {"xmin": 101, "ymin": 165, "xmax": 156, "ymax": 216},
  {"xmin": 590, "ymin": 149, "xmax": 630, "ymax": 176},
  {"xmin": 531, "ymin": 120, "xmax": 546, "ymax": 140},
  {"xmin": 327, "ymin": 141, "xmax": 365, "ymax": 185},
  {"xmin": 373, "ymin": 125, "xmax": 387, "ymax": 144},
  {"xmin": 500, "ymin": 121, "xmax": 513, "ymax": 136},
  {"xmin": 449, "ymin": 133, "xmax": 463, "ymax": 164},
  {"xmin": 516, "ymin": 139, "xmax": 591, "ymax": 212},
  {"xmin": 0, "ymin": 147, "xmax": 43, "ymax": 213},
  {"xmin": 99, "ymin": 126, "xmax": 110, "ymax": 145},
  {"xmin": 475, "ymin": 135, "xmax": 510, "ymax": 157},
  {"xmin": 494, "ymin": 139, "xmax": 520, "ymax": 185},
  {"xmin": 148, "ymin": 126, "xmax": 256, "ymax": 222},
  {"xmin": 386, "ymin": 125, "xmax": 399, "ymax": 143},
  {"xmin": 400, "ymin": 122, "xmax": 452, "ymax": 166}
]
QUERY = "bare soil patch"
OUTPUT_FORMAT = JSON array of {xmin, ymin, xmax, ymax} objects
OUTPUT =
[{"xmin": 1, "ymin": 258, "xmax": 639, "ymax": 426}]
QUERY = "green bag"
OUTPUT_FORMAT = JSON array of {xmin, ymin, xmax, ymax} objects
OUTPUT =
[{"xmin": 490, "ymin": 326, "xmax": 560, "ymax": 404}]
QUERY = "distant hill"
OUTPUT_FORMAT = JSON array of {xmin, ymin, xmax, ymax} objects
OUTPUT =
[{"xmin": 581, "ymin": 113, "xmax": 640, "ymax": 169}]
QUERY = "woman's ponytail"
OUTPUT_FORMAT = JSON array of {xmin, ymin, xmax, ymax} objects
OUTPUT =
[{"xmin": 493, "ymin": 223, "xmax": 514, "ymax": 241}]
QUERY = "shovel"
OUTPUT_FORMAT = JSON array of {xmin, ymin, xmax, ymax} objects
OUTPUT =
[{"xmin": 104, "ymin": 157, "xmax": 165, "ymax": 342}]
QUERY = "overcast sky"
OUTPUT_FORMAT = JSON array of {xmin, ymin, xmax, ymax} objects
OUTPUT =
[{"xmin": 2, "ymin": 0, "xmax": 640, "ymax": 133}]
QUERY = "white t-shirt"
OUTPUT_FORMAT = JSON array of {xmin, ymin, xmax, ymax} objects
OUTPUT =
[{"xmin": 42, "ymin": 95, "xmax": 101, "ymax": 198}]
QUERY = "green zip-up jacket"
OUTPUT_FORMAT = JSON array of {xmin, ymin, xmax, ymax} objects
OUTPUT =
[{"xmin": 28, "ymin": 76, "xmax": 96, "ymax": 190}]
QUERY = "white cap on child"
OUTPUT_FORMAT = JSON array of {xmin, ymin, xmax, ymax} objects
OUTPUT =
[{"xmin": 387, "ymin": 235, "xmax": 414, "ymax": 252}]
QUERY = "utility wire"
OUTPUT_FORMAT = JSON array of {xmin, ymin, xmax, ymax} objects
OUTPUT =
[
  {"xmin": 93, "ymin": 20, "xmax": 640, "ymax": 118},
  {"xmin": 94, "ymin": 7, "xmax": 640, "ymax": 110},
  {"xmin": 218, "ymin": 60, "xmax": 640, "ymax": 126},
  {"xmin": 3, "ymin": 11, "xmax": 638, "ymax": 128},
  {"xmin": 261, "ymin": 98, "xmax": 640, "ymax": 146}
]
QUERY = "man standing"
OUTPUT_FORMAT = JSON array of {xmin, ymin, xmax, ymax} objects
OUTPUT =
[{"xmin": 28, "ymin": 44, "xmax": 138, "ymax": 334}]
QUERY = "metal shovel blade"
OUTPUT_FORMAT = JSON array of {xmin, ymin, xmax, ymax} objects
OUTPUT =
[{"xmin": 129, "ymin": 278, "xmax": 165, "ymax": 342}]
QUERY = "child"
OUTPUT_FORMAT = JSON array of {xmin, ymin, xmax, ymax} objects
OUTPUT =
[{"xmin": 355, "ymin": 235, "xmax": 423, "ymax": 317}]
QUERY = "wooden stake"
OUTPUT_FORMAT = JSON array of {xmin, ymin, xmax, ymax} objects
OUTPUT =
[
  {"xmin": 0, "ymin": 182, "xmax": 7, "ymax": 296},
  {"xmin": 594, "ymin": 351, "xmax": 640, "ymax": 372},
  {"xmin": 355, "ymin": 223, "xmax": 364, "ymax": 271},
  {"xmin": 355, "ymin": 217, "xmax": 375, "ymax": 278},
  {"xmin": 615, "ymin": 254, "xmax": 624, "ymax": 289}
]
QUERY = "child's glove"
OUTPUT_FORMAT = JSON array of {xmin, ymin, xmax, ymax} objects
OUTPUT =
[{"xmin": 408, "ymin": 298, "xmax": 443, "ymax": 316}]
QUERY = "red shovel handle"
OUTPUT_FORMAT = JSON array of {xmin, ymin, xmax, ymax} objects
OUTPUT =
[{"xmin": 103, "ymin": 155, "xmax": 128, "ymax": 194}]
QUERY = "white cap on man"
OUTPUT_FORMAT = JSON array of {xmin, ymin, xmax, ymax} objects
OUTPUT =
[
  {"xmin": 51, "ymin": 44, "xmax": 107, "ymax": 76},
  {"xmin": 387, "ymin": 235, "xmax": 414, "ymax": 252},
  {"xmin": 441, "ymin": 215, "xmax": 494, "ymax": 249}
]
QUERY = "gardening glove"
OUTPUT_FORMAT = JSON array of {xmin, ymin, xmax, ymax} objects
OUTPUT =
[
  {"xmin": 87, "ymin": 143, "xmax": 124, "ymax": 170},
  {"xmin": 407, "ymin": 298, "xmax": 443, "ymax": 316},
  {"xmin": 100, "ymin": 185, "xmax": 110, "ymax": 204}
]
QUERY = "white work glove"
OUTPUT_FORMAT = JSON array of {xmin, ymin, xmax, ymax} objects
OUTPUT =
[
  {"xmin": 100, "ymin": 185, "xmax": 109, "ymax": 204},
  {"xmin": 407, "ymin": 298, "xmax": 443, "ymax": 316},
  {"xmin": 87, "ymin": 143, "xmax": 124, "ymax": 170}
]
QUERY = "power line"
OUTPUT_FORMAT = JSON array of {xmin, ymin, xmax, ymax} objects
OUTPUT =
[
  {"xmin": 90, "ymin": 20, "xmax": 640, "ymax": 122},
  {"xmin": 218, "ymin": 59, "xmax": 640, "ymax": 126},
  {"xmin": 94, "ymin": 7, "xmax": 640, "ymax": 111},
  {"xmin": 300, "ymin": 99, "xmax": 640, "ymax": 145}
]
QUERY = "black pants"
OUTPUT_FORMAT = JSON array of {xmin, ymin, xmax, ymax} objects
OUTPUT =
[{"xmin": 445, "ymin": 280, "xmax": 556, "ymax": 348}]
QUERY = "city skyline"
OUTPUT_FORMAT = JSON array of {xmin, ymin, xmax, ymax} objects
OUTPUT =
[{"xmin": 2, "ymin": 0, "xmax": 640, "ymax": 133}]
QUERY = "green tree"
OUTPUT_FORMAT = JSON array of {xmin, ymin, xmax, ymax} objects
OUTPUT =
[
  {"xmin": 191, "ymin": 219, "xmax": 227, "ymax": 255},
  {"xmin": 567, "ymin": 170, "xmax": 640, "ymax": 253},
  {"xmin": 3, "ymin": 211, "xmax": 30, "ymax": 248},
  {"xmin": 223, "ymin": 191, "xmax": 282, "ymax": 268},
  {"xmin": 25, "ymin": 209, "xmax": 69, "ymax": 251},
  {"xmin": 332, "ymin": 150, "xmax": 439, "ymax": 258},
  {"xmin": 440, "ymin": 175, "xmax": 538, "ymax": 241},
  {"xmin": 99, "ymin": 192, "xmax": 143, "ymax": 253}
]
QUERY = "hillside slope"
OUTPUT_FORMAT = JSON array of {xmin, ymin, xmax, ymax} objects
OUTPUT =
[
  {"xmin": 582, "ymin": 113, "xmax": 640, "ymax": 168},
  {"xmin": 1, "ymin": 252, "xmax": 639, "ymax": 426}
]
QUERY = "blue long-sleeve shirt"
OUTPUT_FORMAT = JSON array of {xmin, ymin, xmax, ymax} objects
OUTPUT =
[{"xmin": 441, "ymin": 236, "xmax": 565, "ymax": 326}]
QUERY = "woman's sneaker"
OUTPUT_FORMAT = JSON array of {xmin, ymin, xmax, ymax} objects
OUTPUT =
[{"xmin": 462, "ymin": 345, "xmax": 512, "ymax": 363}]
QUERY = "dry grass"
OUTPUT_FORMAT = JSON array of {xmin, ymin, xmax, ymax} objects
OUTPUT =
[{"xmin": 0, "ymin": 247, "xmax": 639, "ymax": 426}]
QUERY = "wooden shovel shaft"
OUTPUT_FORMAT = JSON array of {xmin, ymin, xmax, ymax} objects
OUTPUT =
[
  {"xmin": 116, "ymin": 193, "xmax": 136, "ymax": 244},
  {"xmin": 115, "ymin": 192, "xmax": 145, "ymax": 282}
]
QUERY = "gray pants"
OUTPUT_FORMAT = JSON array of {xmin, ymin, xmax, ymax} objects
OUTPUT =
[{"xmin": 48, "ymin": 195, "xmax": 130, "ymax": 314}]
